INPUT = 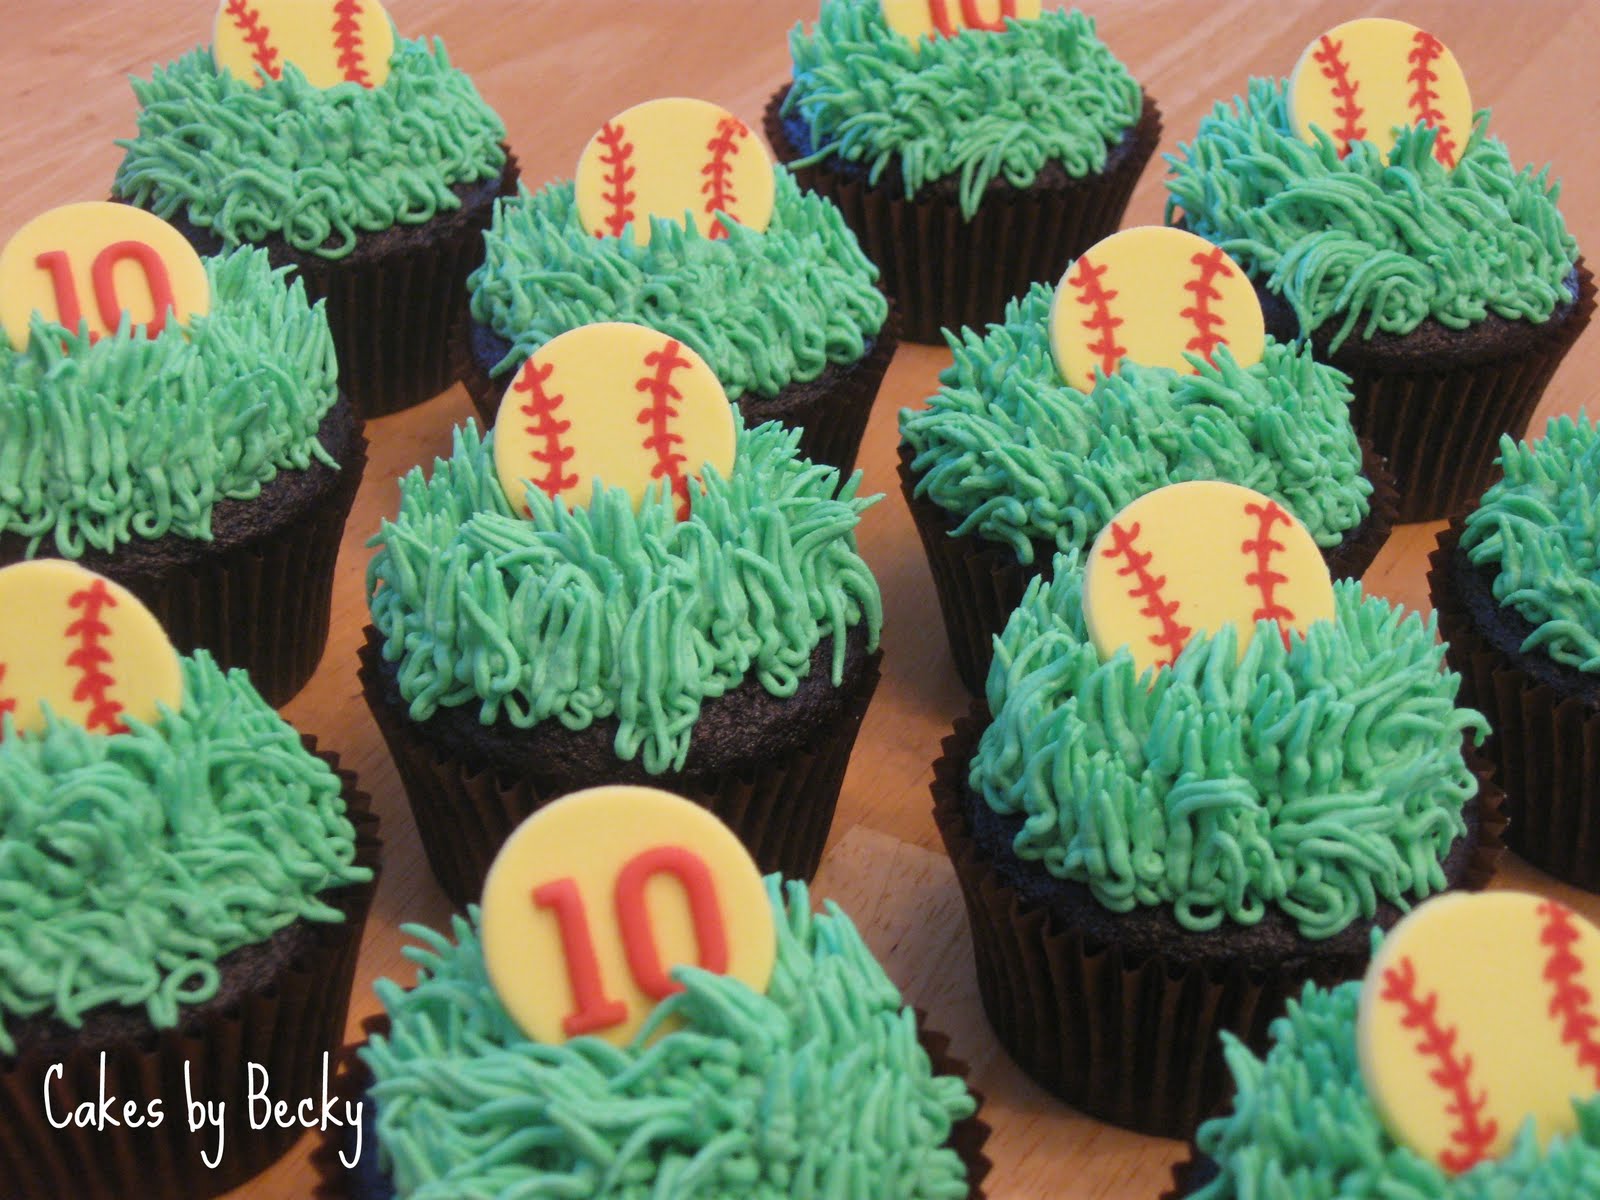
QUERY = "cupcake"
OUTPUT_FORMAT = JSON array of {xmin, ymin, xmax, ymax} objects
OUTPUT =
[
  {"xmin": 1166, "ymin": 19, "xmax": 1592, "ymax": 522},
  {"xmin": 113, "ymin": 0, "xmax": 518, "ymax": 418},
  {"xmin": 932, "ymin": 482, "xmax": 1499, "ymax": 1137},
  {"xmin": 0, "ymin": 561, "xmax": 379, "ymax": 1200},
  {"xmin": 767, "ymin": 0, "xmax": 1160, "ymax": 344},
  {"xmin": 1430, "ymin": 414, "xmax": 1600, "ymax": 891},
  {"xmin": 460, "ymin": 97, "xmax": 894, "ymax": 477}
]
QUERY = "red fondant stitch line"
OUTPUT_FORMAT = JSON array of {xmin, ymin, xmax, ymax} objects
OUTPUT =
[
  {"xmin": 1381, "ymin": 955, "xmax": 1498, "ymax": 1173},
  {"xmin": 1407, "ymin": 29, "xmax": 1457, "ymax": 167},
  {"xmin": 331, "ymin": 0, "xmax": 371, "ymax": 87},
  {"xmin": 635, "ymin": 339, "xmax": 694, "ymax": 520},
  {"xmin": 1312, "ymin": 34, "xmax": 1365, "ymax": 156},
  {"xmin": 595, "ymin": 122, "xmax": 637, "ymax": 239},
  {"xmin": 224, "ymin": 0, "xmax": 281, "ymax": 81},
  {"xmin": 65, "ymin": 579, "xmax": 126, "ymax": 735},
  {"xmin": 700, "ymin": 117, "xmax": 748, "ymax": 240},
  {"xmin": 1539, "ymin": 900, "xmax": 1600, "ymax": 1086},
  {"xmin": 1241, "ymin": 499, "xmax": 1295, "ymax": 644},
  {"xmin": 514, "ymin": 359, "xmax": 578, "ymax": 502},
  {"xmin": 1101, "ymin": 521, "xmax": 1192, "ymax": 667},
  {"xmin": 1179, "ymin": 247, "xmax": 1234, "ymax": 366},
  {"xmin": 1068, "ymin": 255, "xmax": 1126, "ymax": 385}
]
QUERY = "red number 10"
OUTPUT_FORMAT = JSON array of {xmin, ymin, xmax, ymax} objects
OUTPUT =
[{"xmin": 34, "ymin": 240, "xmax": 177, "ymax": 341}]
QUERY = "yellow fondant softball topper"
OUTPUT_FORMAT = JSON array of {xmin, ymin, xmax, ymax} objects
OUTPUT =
[
  {"xmin": 0, "ymin": 561, "xmax": 183, "ymax": 738},
  {"xmin": 880, "ymin": 0, "xmax": 1042, "ymax": 42},
  {"xmin": 493, "ymin": 322, "xmax": 736, "ymax": 521},
  {"xmin": 575, "ymin": 98, "xmax": 776, "ymax": 245},
  {"xmin": 1289, "ymin": 18, "xmax": 1471, "ymax": 167},
  {"xmin": 1083, "ymin": 481, "xmax": 1335, "ymax": 676},
  {"xmin": 1359, "ymin": 892, "xmax": 1600, "ymax": 1172},
  {"xmin": 0, "ymin": 202, "xmax": 210, "ymax": 352},
  {"xmin": 213, "ymin": 0, "xmax": 396, "ymax": 89},
  {"xmin": 1049, "ymin": 226, "xmax": 1265, "ymax": 393},
  {"xmin": 480, "ymin": 785, "xmax": 778, "ymax": 1047}
]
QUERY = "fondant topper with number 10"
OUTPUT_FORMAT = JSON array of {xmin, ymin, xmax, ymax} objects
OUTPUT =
[
  {"xmin": 213, "ymin": 0, "xmax": 396, "ymax": 90},
  {"xmin": 880, "ymin": 0, "xmax": 1042, "ymax": 43},
  {"xmin": 481, "ymin": 786, "xmax": 778, "ymax": 1047},
  {"xmin": 1083, "ymin": 481, "xmax": 1335, "ymax": 676}
]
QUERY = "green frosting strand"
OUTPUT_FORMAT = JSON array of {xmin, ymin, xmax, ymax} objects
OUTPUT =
[
  {"xmin": 970, "ymin": 561, "xmax": 1486, "ymax": 939},
  {"xmin": 899, "ymin": 285, "xmax": 1371, "ymax": 563},
  {"xmin": 0, "ymin": 652, "xmax": 372, "ymax": 1057},
  {"xmin": 782, "ymin": 0, "xmax": 1142, "ymax": 219},
  {"xmin": 1461, "ymin": 414, "xmax": 1600, "ymax": 675},
  {"xmin": 362, "ymin": 879, "xmax": 975, "ymax": 1200},
  {"xmin": 466, "ymin": 174, "xmax": 886, "ymax": 402},
  {"xmin": 115, "ymin": 38, "xmax": 507, "ymax": 260},
  {"xmin": 1193, "ymin": 975, "xmax": 1600, "ymax": 1198},
  {"xmin": 1165, "ymin": 79, "xmax": 1579, "ymax": 352},
  {"xmin": 0, "ymin": 247, "xmax": 338, "ymax": 557},
  {"xmin": 366, "ymin": 418, "xmax": 882, "ymax": 775}
]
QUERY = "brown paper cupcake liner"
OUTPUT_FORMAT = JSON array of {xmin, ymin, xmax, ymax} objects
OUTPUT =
[
  {"xmin": 1162, "ymin": 1150, "xmax": 1219, "ymax": 1200},
  {"xmin": 900, "ymin": 438, "xmax": 1398, "ymax": 694},
  {"xmin": 932, "ymin": 706, "xmax": 1503, "ymax": 1138},
  {"xmin": 0, "ymin": 742, "xmax": 381, "ymax": 1200},
  {"xmin": 359, "ymin": 628, "xmax": 882, "ymax": 906},
  {"xmin": 766, "ymin": 86, "xmax": 1161, "ymax": 346}
]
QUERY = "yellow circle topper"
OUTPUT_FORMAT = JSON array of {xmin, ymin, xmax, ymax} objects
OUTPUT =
[
  {"xmin": 879, "ymin": 0, "xmax": 1042, "ymax": 43},
  {"xmin": 575, "ymin": 98, "xmax": 776, "ymax": 245},
  {"xmin": 1288, "ymin": 18, "xmax": 1471, "ymax": 167},
  {"xmin": 1082, "ymin": 480, "xmax": 1335, "ymax": 676},
  {"xmin": 0, "ymin": 561, "xmax": 183, "ymax": 738},
  {"xmin": 0, "ymin": 202, "xmax": 210, "ymax": 352},
  {"xmin": 213, "ymin": 0, "xmax": 396, "ymax": 90},
  {"xmin": 1358, "ymin": 892, "xmax": 1600, "ymax": 1172},
  {"xmin": 479, "ymin": 785, "xmax": 779, "ymax": 1048},
  {"xmin": 493, "ymin": 322, "xmax": 737, "ymax": 521},
  {"xmin": 1049, "ymin": 226, "xmax": 1265, "ymax": 393}
]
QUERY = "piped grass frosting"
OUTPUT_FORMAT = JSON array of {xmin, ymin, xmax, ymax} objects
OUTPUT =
[
  {"xmin": 1459, "ymin": 415, "xmax": 1600, "ymax": 675},
  {"xmin": 362, "ymin": 877, "xmax": 976, "ymax": 1200},
  {"xmin": 114, "ymin": 38, "xmax": 508, "ymax": 261},
  {"xmin": 0, "ymin": 246, "xmax": 338, "ymax": 557},
  {"xmin": 1165, "ymin": 79, "xmax": 1579, "ymax": 352},
  {"xmin": 781, "ymin": 0, "xmax": 1143, "ymax": 219},
  {"xmin": 0, "ymin": 651, "xmax": 372, "ymax": 1057},
  {"xmin": 366, "ymin": 417, "xmax": 882, "ymax": 775},
  {"xmin": 466, "ymin": 173, "xmax": 887, "ymax": 401},
  {"xmin": 899, "ymin": 285, "xmax": 1371, "ymax": 563},
  {"xmin": 970, "ymin": 561, "xmax": 1486, "ymax": 940}
]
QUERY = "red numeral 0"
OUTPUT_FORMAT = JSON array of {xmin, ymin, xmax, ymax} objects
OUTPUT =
[{"xmin": 34, "ymin": 240, "xmax": 178, "ymax": 341}]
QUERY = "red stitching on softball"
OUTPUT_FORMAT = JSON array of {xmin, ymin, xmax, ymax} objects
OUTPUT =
[
  {"xmin": 1540, "ymin": 900, "xmax": 1600, "ymax": 1087},
  {"xmin": 1312, "ymin": 34, "xmax": 1365, "ymax": 156},
  {"xmin": 700, "ymin": 117, "xmax": 748, "ymax": 240},
  {"xmin": 595, "ymin": 121, "xmax": 637, "ymax": 239},
  {"xmin": 1381, "ymin": 955, "xmax": 1498, "ymax": 1173},
  {"xmin": 513, "ymin": 358, "xmax": 578, "ymax": 502},
  {"xmin": 1179, "ymin": 247, "xmax": 1234, "ymax": 366},
  {"xmin": 1068, "ymin": 255, "xmax": 1126, "ymax": 384},
  {"xmin": 223, "ymin": 0, "xmax": 281, "ymax": 81},
  {"xmin": 1241, "ymin": 499, "xmax": 1295, "ymax": 645},
  {"xmin": 1101, "ymin": 521, "xmax": 1192, "ymax": 667},
  {"xmin": 636, "ymin": 339, "xmax": 694, "ymax": 520},
  {"xmin": 65, "ymin": 579, "xmax": 126, "ymax": 735},
  {"xmin": 330, "ymin": 0, "xmax": 371, "ymax": 86},
  {"xmin": 1407, "ymin": 29, "xmax": 1457, "ymax": 167}
]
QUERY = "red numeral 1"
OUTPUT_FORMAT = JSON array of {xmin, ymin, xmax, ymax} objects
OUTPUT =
[
  {"xmin": 32, "ymin": 250, "xmax": 85, "ymax": 335},
  {"xmin": 532, "ymin": 877, "xmax": 629, "ymax": 1037},
  {"xmin": 33, "ymin": 241, "xmax": 178, "ymax": 340}
]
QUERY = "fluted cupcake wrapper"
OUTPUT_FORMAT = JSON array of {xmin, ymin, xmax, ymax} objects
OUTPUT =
[
  {"xmin": 899, "ymin": 438, "xmax": 1398, "ymax": 695},
  {"xmin": 0, "ymin": 743, "xmax": 381, "ymax": 1200},
  {"xmin": 765, "ymin": 88, "xmax": 1161, "ymax": 346},
  {"xmin": 1161, "ymin": 1150, "xmax": 1219, "ymax": 1200}
]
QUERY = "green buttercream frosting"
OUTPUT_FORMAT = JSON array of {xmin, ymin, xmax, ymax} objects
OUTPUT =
[
  {"xmin": 362, "ymin": 878, "xmax": 975, "ymax": 1199},
  {"xmin": 1460, "ymin": 414, "xmax": 1600, "ymax": 675},
  {"xmin": 0, "ymin": 651, "xmax": 371, "ymax": 1057},
  {"xmin": 366, "ymin": 418, "xmax": 882, "ymax": 775},
  {"xmin": 114, "ymin": 38, "xmax": 507, "ymax": 260},
  {"xmin": 970, "ymin": 563, "xmax": 1486, "ymax": 940},
  {"xmin": 1165, "ymin": 79, "xmax": 1579, "ymax": 352},
  {"xmin": 466, "ymin": 173, "xmax": 886, "ymax": 401},
  {"xmin": 899, "ymin": 285, "xmax": 1371, "ymax": 563},
  {"xmin": 0, "ymin": 246, "xmax": 338, "ymax": 557},
  {"xmin": 782, "ymin": 0, "xmax": 1142, "ymax": 219},
  {"xmin": 1193, "ymin": 975, "xmax": 1600, "ymax": 1198}
]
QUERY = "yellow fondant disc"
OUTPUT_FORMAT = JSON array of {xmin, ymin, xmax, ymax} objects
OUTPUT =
[
  {"xmin": 493, "ymin": 321, "xmax": 736, "ymax": 519},
  {"xmin": 480, "ymin": 785, "xmax": 778, "ymax": 1047},
  {"xmin": 1082, "ymin": 480, "xmax": 1334, "ymax": 675},
  {"xmin": 575, "ymin": 97, "xmax": 776, "ymax": 245},
  {"xmin": 213, "ymin": 0, "xmax": 395, "ymax": 90},
  {"xmin": 879, "ymin": 0, "xmax": 1042, "ymax": 43},
  {"xmin": 1288, "ymin": 18, "xmax": 1471, "ymax": 166},
  {"xmin": 0, "ymin": 561, "xmax": 183, "ymax": 737},
  {"xmin": 0, "ymin": 202, "xmax": 210, "ymax": 351},
  {"xmin": 1049, "ymin": 226, "xmax": 1265, "ymax": 392},
  {"xmin": 1359, "ymin": 892, "xmax": 1600, "ymax": 1171}
]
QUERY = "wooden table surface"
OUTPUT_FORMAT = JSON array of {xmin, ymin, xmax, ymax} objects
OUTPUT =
[{"xmin": 5, "ymin": 2, "xmax": 1600, "ymax": 1196}]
